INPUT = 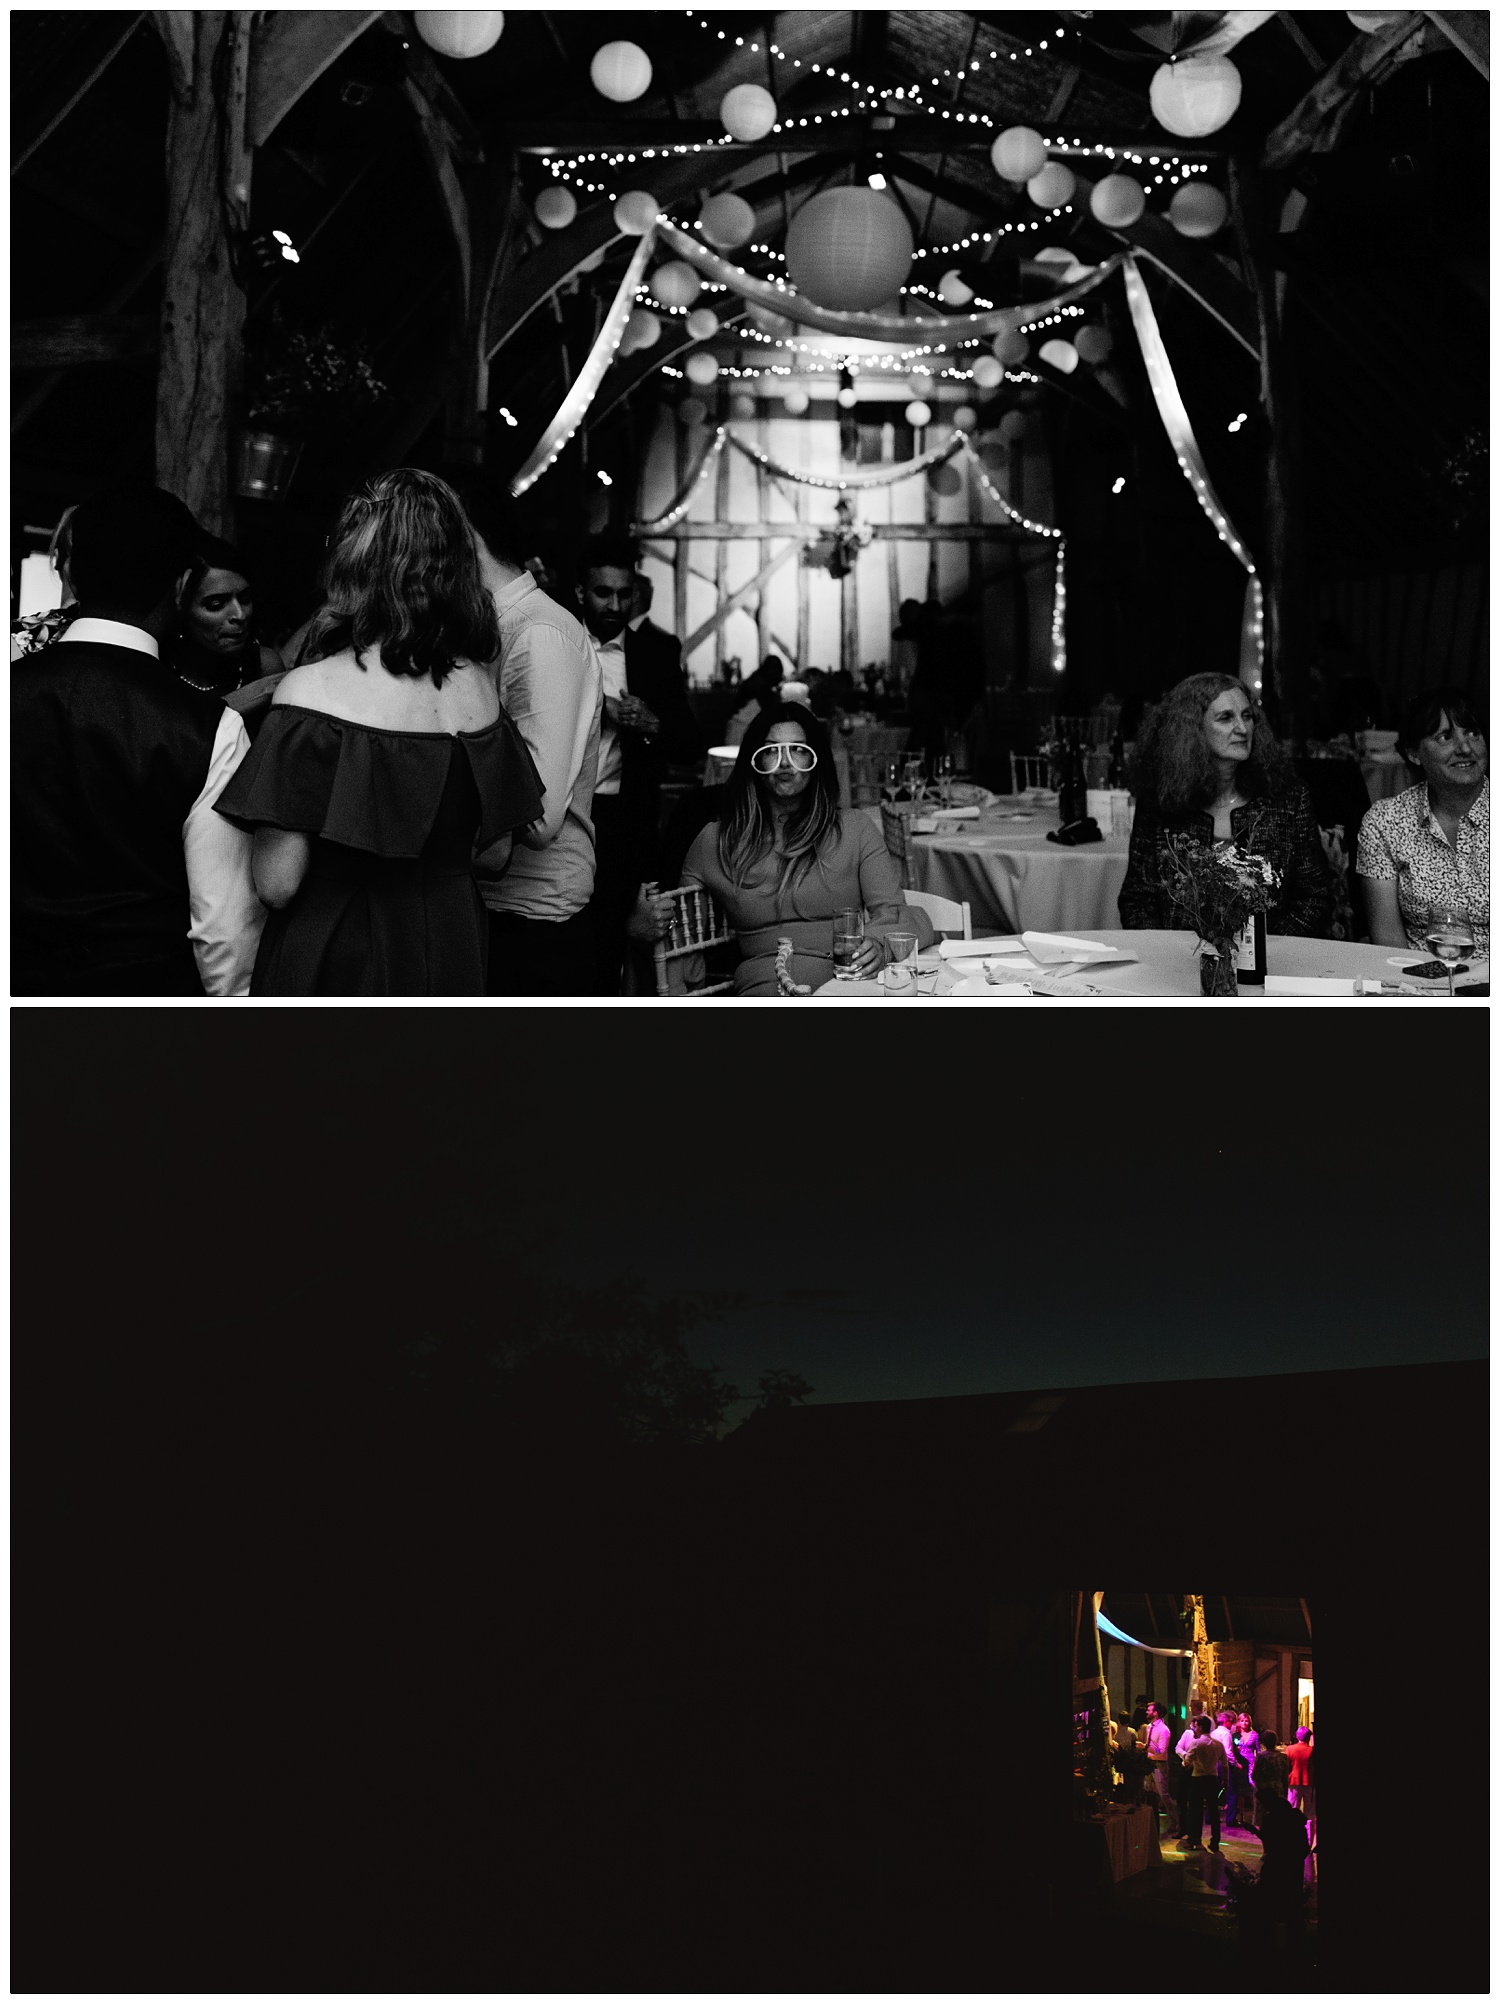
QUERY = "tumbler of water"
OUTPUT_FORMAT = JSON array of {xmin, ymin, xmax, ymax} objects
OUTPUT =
[
  {"xmin": 882, "ymin": 930, "xmax": 919, "ymax": 998},
  {"xmin": 832, "ymin": 907, "xmax": 865, "ymax": 981}
]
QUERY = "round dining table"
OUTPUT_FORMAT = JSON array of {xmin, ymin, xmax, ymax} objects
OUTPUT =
[
  {"xmin": 814, "ymin": 929, "xmax": 1489, "ymax": 999},
  {"xmin": 858, "ymin": 798, "xmax": 1131, "ymax": 935}
]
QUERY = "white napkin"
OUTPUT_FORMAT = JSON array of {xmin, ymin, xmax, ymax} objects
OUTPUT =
[
  {"xmin": 937, "ymin": 935, "xmax": 1028, "ymax": 959},
  {"xmin": 931, "ymin": 805, "xmax": 982, "ymax": 820},
  {"xmin": 1263, "ymin": 975, "xmax": 1360, "ymax": 996},
  {"xmin": 950, "ymin": 976, "xmax": 1033, "ymax": 997}
]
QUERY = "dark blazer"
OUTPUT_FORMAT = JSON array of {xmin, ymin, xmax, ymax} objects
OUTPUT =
[
  {"xmin": 12, "ymin": 636, "xmax": 224, "ymax": 991},
  {"xmin": 618, "ymin": 620, "xmax": 705, "ymax": 877}
]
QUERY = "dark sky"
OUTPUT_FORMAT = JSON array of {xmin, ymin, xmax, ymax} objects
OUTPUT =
[{"xmin": 18, "ymin": 1007, "xmax": 1488, "ymax": 1405}]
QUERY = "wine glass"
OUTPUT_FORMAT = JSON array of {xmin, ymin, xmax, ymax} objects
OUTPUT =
[
  {"xmin": 935, "ymin": 752, "xmax": 955, "ymax": 808},
  {"xmin": 881, "ymin": 929, "xmax": 919, "ymax": 999},
  {"xmin": 903, "ymin": 753, "xmax": 927, "ymax": 805},
  {"xmin": 831, "ymin": 906, "xmax": 865, "ymax": 982},
  {"xmin": 1423, "ymin": 904, "xmax": 1475, "ymax": 999},
  {"xmin": 882, "ymin": 755, "xmax": 904, "ymax": 804}
]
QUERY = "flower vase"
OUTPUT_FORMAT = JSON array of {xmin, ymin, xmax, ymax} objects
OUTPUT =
[{"xmin": 1199, "ymin": 940, "xmax": 1239, "ymax": 997}]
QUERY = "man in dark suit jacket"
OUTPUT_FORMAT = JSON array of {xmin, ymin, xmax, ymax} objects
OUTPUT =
[
  {"xmin": 12, "ymin": 485, "xmax": 259, "ymax": 995},
  {"xmin": 578, "ymin": 538, "xmax": 704, "ymax": 994}
]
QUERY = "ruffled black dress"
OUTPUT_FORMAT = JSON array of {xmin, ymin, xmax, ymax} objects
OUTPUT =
[{"xmin": 215, "ymin": 704, "xmax": 544, "ymax": 995}]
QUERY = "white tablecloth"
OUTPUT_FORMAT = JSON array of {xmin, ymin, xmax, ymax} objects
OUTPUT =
[
  {"xmin": 815, "ymin": 930, "xmax": 1490, "ymax": 1000},
  {"xmin": 859, "ymin": 801, "xmax": 1130, "ymax": 934}
]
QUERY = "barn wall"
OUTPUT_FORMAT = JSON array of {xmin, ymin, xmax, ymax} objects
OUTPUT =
[
  {"xmin": 1316, "ymin": 557, "xmax": 1488, "ymax": 716},
  {"xmin": 635, "ymin": 400, "xmax": 1061, "ymax": 690}
]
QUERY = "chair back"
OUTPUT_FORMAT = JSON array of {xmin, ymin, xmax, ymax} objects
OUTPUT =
[
  {"xmin": 1010, "ymin": 752, "xmax": 1057, "ymax": 796},
  {"xmin": 649, "ymin": 882, "xmax": 735, "ymax": 996},
  {"xmin": 880, "ymin": 802, "xmax": 918, "ymax": 889},
  {"xmin": 903, "ymin": 888, "xmax": 971, "ymax": 938}
]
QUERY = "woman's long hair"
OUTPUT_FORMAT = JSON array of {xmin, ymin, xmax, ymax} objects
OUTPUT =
[
  {"xmin": 302, "ymin": 468, "xmax": 499, "ymax": 687},
  {"xmin": 1129, "ymin": 671, "xmax": 1292, "ymax": 814},
  {"xmin": 717, "ymin": 700, "xmax": 842, "ymax": 902}
]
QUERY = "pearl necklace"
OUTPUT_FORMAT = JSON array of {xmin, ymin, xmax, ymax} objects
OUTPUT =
[{"xmin": 176, "ymin": 667, "xmax": 224, "ymax": 692}]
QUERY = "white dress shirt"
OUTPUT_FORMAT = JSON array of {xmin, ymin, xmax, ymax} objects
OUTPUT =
[{"xmin": 183, "ymin": 709, "xmax": 264, "ymax": 995}]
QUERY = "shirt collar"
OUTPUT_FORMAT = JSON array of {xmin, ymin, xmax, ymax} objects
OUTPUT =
[
  {"xmin": 1418, "ymin": 776, "xmax": 1488, "ymax": 830},
  {"xmin": 59, "ymin": 616, "xmax": 159, "ymax": 659},
  {"xmin": 489, "ymin": 571, "xmax": 537, "ymax": 615}
]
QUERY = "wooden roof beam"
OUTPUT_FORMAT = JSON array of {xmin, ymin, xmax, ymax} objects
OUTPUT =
[
  {"xmin": 1261, "ymin": 12, "xmax": 1430, "ymax": 172},
  {"xmin": 12, "ymin": 13, "xmax": 146, "ymax": 177},
  {"xmin": 246, "ymin": 11, "xmax": 383, "ymax": 151},
  {"xmin": 1424, "ymin": 11, "xmax": 1489, "ymax": 78}
]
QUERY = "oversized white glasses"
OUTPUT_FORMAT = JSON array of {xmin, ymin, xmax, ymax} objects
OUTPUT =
[{"xmin": 751, "ymin": 742, "xmax": 818, "ymax": 774}]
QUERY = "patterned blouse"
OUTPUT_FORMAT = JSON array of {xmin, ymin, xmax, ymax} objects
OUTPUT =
[
  {"xmin": 1355, "ymin": 778, "xmax": 1489, "ymax": 955},
  {"xmin": 1117, "ymin": 785, "xmax": 1335, "ymax": 937}
]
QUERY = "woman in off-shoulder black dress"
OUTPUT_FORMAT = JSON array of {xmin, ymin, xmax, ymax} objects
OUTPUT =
[{"xmin": 214, "ymin": 470, "xmax": 542, "ymax": 995}]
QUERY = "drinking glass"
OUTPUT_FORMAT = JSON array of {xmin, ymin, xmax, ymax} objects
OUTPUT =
[
  {"xmin": 832, "ymin": 907, "xmax": 865, "ymax": 981},
  {"xmin": 903, "ymin": 754, "xmax": 927, "ymax": 805},
  {"xmin": 882, "ymin": 755, "xmax": 904, "ymax": 803},
  {"xmin": 881, "ymin": 929, "xmax": 919, "ymax": 998},
  {"xmin": 1423, "ymin": 904, "xmax": 1475, "ymax": 999},
  {"xmin": 935, "ymin": 752, "xmax": 955, "ymax": 807}
]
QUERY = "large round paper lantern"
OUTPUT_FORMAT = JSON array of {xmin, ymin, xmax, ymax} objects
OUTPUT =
[
  {"xmin": 720, "ymin": 83, "xmax": 778, "ymax": 142},
  {"xmin": 785, "ymin": 187, "xmax": 914, "ymax": 311},
  {"xmin": 991, "ymin": 126, "xmax": 1047, "ymax": 184},
  {"xmin": 837, "ymin": 385, "xmax": 858, "ymax": 409},
  {"xmin": 651, "ymin": 261, "xmax": 701, "ymax": 309},
  {"xmin": 685, "ymin": 307, "xmax": 719, "ymax": 342},
  {"xmin": 534, "ymin": 185, "xmax": 577, "ymax": 230},
  {"xmin": 730, "ymin": 392, "xmax": 757, "ymax": 421},
  {"xmin": 971, "ymin": 355, "xmax": 1004, "ymax": 389},
  {"xmin": 614, "ymin": 189, "xmax": 660, "ymax": 235},
  {"xmin": 685, "ymin": 350, "xmax": 719, "ymax": 387},
  {"xmin": 1169, "ymin": 181, "xmax": 1229, "ymax": 238},
  {"xmin": 928, "ymin": 461, "xmax": 963, "ymax": 497},
  {"xmin": 591, "ymin": 40, "xmax": 652, "ymax": 103},
  {"xmin": 938, "ymin": 269, "xmax": 975, "ymax": 306},
  {"xmin": 620, "ymin": 308, "xmax": 661, "ymax": 355},
  {"xmin": 1149, "ymin": 55, "xmax": 1242, "ymax": 137},
  {"xmin": 1039, "ymin": 338, "xmax": 1080, "ymax": 375},
  {"xmin": 699, "ymin": 192, "xmax": 755, "ymax": 249},
  {"xmin": 416, "ymin": 12, "xmax": 504, "ymax": 59},
  {"xmin": 905, "ymin": 400, "xmax": 932, "ymax": 429},
  {"xmin": 679, "ymin": 396, "xmax": 707, "ymax": 426},
  {"xmin": 952, "ymin": 404, "xmax": 978, "ymax": 432},
  {"xmin": 1073, "ymin": 324, "xmax": 1113, "ymax": 366},
  {"xmin": 992, "ymin": 328, "xmax": 1030, "ymax": 368},
  {"xmin": 783, "ymin": 388, "xmax": 810, "ymax": 416},
  {"xmin": 1027, "ymin": 162, "xmax": 1077, "ymax": 210},
  {"xmin": 1090, "ymin": 174, "xmax": 1146, "ymax": 229},
  {"xmin": 907, "ymin": 368, "xmax": 934, "ymax": 397},
  {"xmin": 997, "ymin": 409, "xmax": 1027, "ymax": 445}
]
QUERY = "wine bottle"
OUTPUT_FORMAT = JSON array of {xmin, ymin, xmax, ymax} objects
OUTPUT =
[
  {"xmin": 1106, "ymin": 729, "xmax": 1125, "ymax": 788},
  {"xmin": 1058, "ymin": 738, "xmax": 1087, "ymax": 824},
  {"xmin": 1235, "ymin": 910, "xmax": 1267, "ymax": 985}
]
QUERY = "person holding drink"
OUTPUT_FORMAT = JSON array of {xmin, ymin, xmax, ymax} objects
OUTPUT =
[{"xmin": 680, "ymin": 701, "xmax": 932, "ymax": 994}]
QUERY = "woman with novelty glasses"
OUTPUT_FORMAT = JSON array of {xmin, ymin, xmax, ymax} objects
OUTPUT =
[{"xmin": 680, "ymin": 700, "xmax": 932, "ymax": 994}]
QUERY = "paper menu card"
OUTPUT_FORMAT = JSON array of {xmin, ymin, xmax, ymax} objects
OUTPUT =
[{"xmin": 937, "ymin": 932, "xmax": 1134, "ymax": 966}]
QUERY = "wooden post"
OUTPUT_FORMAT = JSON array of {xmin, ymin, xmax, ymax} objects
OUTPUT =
[
  {"xmin": 155, "ymin": 11, "xmax": 252, "ymax": 536},
  {"xmin": 712, "ymin": 417, "xmax": 731, "ymax": 680},
  {"xmin": 755, "ymin": 398, "xmax": 773, "ymax": 662},
  {"xmin": 796, "ymin": 419, "xmax": 810, "ymax": 668},
  {"xmin": 673, "ymin": 414, "xmax": 689, "ymax": 642},
  {"xmin": 924, "ymin": 439, "xmax": 940, "ymax": 604},
  {"xmin": 840, "ymin": 546, "xmax": 859, "ymax": 678},
  {"xmin": 1230, "ymin": 153, "xmax": 1306, "ymax": 742},
  {"xmin": 883, "ymin": 422, "xmax": 900, "ymax": 674}
]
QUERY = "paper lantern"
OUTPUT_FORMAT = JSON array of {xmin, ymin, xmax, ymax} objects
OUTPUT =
[
  {"xmin": 1169, "ymin": 181, "xmax": 1229, "ymax": 239},
  {"xmin": 1347, "ymin": 10, "xmax": 1405, "ymax": 26},
  {"xmin": 620, "ymin": 308, "xmax": 661, "ymax": 355},
  {"xmin": 834, "ymin": 386, "xmax": 856, "ymax": 409},
  {"xmin": 651, "ymin": 261, "xmax": 701, "ymax": 309},
  {"xmin": 679, "ymin": 396, "xmax": 708, "ymax": 426},
  {"xmin": 1039, "ymin": 338, "xmax": 1079, "ymax": 375},
  {"xmin": 907, "ymin": 369, "xmax": 934, "ymax": 397},
  {"xmin": 685, "ymin": 350, "xmax": 719, "ymax": 387},
  {"xmin": 785, "ymin": 187, "xmax": 914, "ymax": 311},
  {"xmin": 685, "ymin": 307, "xmax": 719, "ymax": 341},
  {"xmin": 992, "ymin": 329, "xmax": 1030, "ymax": 368},
  {"xmin": 1073, "ymin": 324, "xmax": 1113, "ymax": 366},
  {"xmin": 534, "ymin": 185, "xmax": 577, "ymax": 231},
  {"xmin": 1090, "ymin": 174, "xmax": 1146, "ymax": 230},
  {"xmin": 971, "ymin": 355, "xmax": 1004, "ymax": 390},
  {"xmin": 952, "ymin": 404, "xmax": 978, "ymax": 432},
  {"xmin": 904, "ymin": 400, "xmax": 932, "ymax": 429},
  {"xmin": 720, "ymin": 83, "xmax": 778, "ymax": 142},
  {"xmin": 1035, "ymin": 246, "xmax": 1073, "ymax": 265},
  {"xmin": 938, "ymin": 270, "xmax": 975, "ymax": 306},
  {"xmin": 928, "ymin": 462, "xmax": 963, "ymax": 497},
  {"xmin": 591, "ymin": 40, "xmax": 652, "ymax": 103},
  {"xmin": 416, "ymin": 12, "xmax": 504, "ymax": 58},
  {"xmin": 991, "ymin": 126, "xmax": 1047, "ymax": 184},
  {"xmin": 1149, "ymin": 55, "xmax": 1242, "ymax": 137},
  {"xmin": 997, "ymin": 410, "xmax": 1027, "ymax": 445},
  {"xmin": 728, "ymin": 392, "xmax": 755, "ymax": 421},
  {"xmin": 699, "ymin": 192, "xmax": 755, "ymax": 249},
  {"xmin": 1027, "ymin": 163, "xmax": 1077, "ymax": 210},
  {"xmin": 783, "ymin": 388, "xmax": 810, "ymax": 416},
  {"xmin": 614, "ymin": 189, "xmax": 660, "ymax": 235}
]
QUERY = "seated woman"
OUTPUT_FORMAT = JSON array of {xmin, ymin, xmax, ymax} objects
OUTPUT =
[
  {"xmin": 167, "ymin": 535, "xmax": 283, "ymax": 695},
  {"xmin": 1117, "ymin": 672, "xmax": 1333, "ymax": 935},
  {"xmin": 214, "ymin": 468, "xmax": 543, "ymax": 995},
  {"xmin": 1356, "ymin": 686, "xmax": 1487, "ymax": 956},
  {"xmin": 681, "ymin": 701, "xmax": 932, "ymax": 994}
]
